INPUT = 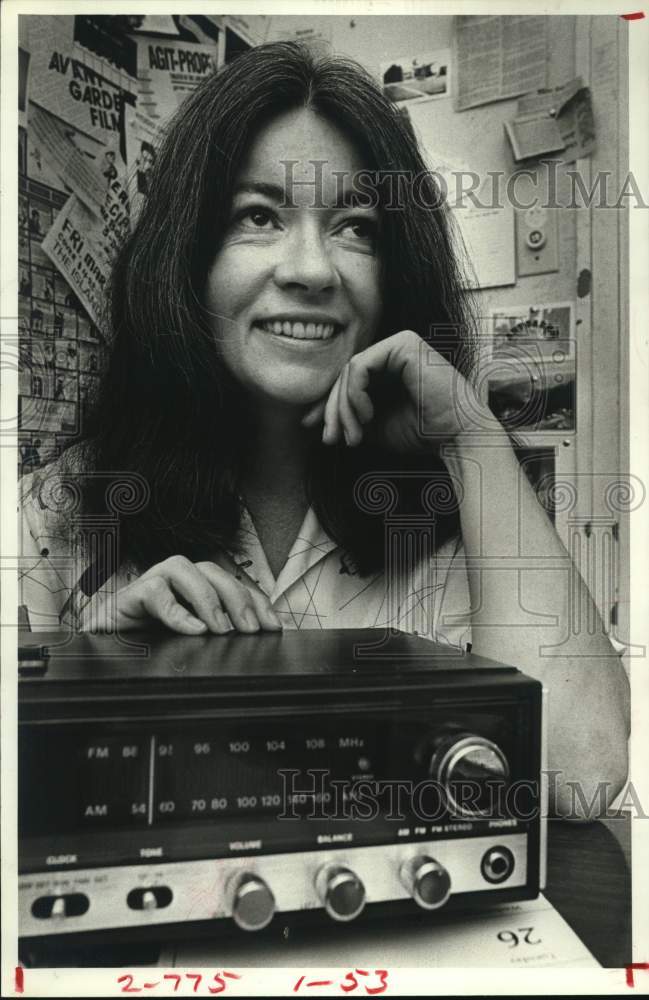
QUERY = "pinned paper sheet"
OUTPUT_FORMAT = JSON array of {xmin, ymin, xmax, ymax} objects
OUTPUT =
[
  {"xmin": 415, "ymin": 129, "xmax": 515, "ymax": 289},
  {"xmin": 505, "ymin": 77, "xmax": 596, "ymax": 164},
  {"xmin": 168, "ymin": 894, "xmax": 599, "ymax": 968},
  {"xmin": 42, "ymin": 184, "xmax": 129, "ymax": 327},
  {"xmin": 453, "ymin": 203, "xmax": 516, "ymax": 290},
  {"xmin": 29, "ymin": 106, "xmax": 110, "ymax": 216},
  {"xmin": 136, "ymin": 36, "xmax": 219, "ymax": 122},
  {"xmin": 454, "ymin": 15, "xmax": 547, "ymax": 111}
]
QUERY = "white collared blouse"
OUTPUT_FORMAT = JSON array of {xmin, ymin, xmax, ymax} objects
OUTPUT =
[{"xmin": 19, "ymin": 462, "xmax": 472, "ymax": 650}]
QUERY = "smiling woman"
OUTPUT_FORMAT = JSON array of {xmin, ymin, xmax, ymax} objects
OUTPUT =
[
  {"xmin": 204, "ymin": 107, "xmax": 382, "ymax": 413},
  {"xmin": 19, "ymin": 41, "xmax": 629, "ymax": 816}
]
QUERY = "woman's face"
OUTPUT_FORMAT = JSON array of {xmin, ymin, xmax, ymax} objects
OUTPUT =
[{"xmin": 204, "ymin": 107, "xmax": 382, "ymax": 408}]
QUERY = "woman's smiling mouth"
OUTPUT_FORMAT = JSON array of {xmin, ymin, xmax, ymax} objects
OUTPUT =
[{"xmin": 256, "ymin": 319, "xmax": 342, "ymax": 340}]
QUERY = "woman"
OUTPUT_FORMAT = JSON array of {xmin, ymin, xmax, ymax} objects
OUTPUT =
[{"xmin": 20, "ymin": 42, "xmax": 628, "ymax": 815}]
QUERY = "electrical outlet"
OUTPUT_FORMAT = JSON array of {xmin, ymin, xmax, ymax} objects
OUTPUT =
[{"xmin": 515, "ymin": 206, "xmax": 559, "ymax": 277}]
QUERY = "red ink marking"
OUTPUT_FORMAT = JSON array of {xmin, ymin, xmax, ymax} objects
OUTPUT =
[
  {"xmin": 340, "ymin": 971, "xmax": 358, "ymax": 993},
  {"xmin": 307, "ymin": 981, "xmax": 334, "ymax": 988},
  {"xmin": 117, "ymin": 975, "xmax": 141, "ymax": 993},
  {"xmin": 365, "ymin": 971, "xmax": 389, "ymax": 996},
  {"xmin": 621, "ymin": 11, "xmax": 645, "ymax": 18},
  {"xmin": 15, "ymin": 967, "xmax": 24, "ymax": 994},
  {"xmin": 626, "ymin": 963, "xmax": 649, "ymax": 986},
  {"xmin": 293, "ymin": 977, "xmax": 305, "ymax": 993},
  {"xmin": 223, "ymin": 973, "xmax": 241, "ymax": 980}
]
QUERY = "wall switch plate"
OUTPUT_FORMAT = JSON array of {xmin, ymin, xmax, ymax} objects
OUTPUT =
[{"xmin": 515, "ymin": 206, "xmax": 559, "ymax": 277}]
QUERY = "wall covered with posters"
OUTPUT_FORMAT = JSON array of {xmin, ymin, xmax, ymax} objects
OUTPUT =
[{"xmin": 17, "ymin": 13, "xmax": 232, "ymax": 474}]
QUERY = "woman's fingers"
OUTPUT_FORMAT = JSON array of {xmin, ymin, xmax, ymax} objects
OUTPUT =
[
  {"xmin": 322, "ymin": 372, "xmax": 343, "ymax": 444},
  {"xmin": 197, "ymin": 561, "xmax": 282, "ymax": 632},
  {"xmin": 118, "ymin": 575, "xmax": 208, "ymax": 635},
  {"xmin": 140, "ymin": 555, "xmax": 235, "ymax": 633},
  {"xmin": 118, "ymin": 555, "xmax": 283, "ymax": 635},
  {"xmin": 346, "ymin": 355, "xmax": 375, "ymax": 426},
  {"xmin": 337, "ymin": 363, "xmax": 364, "ymax": 446},
  {"xmin": 246, "ymin": 586, "xmax": 284, "ymax": 631}
]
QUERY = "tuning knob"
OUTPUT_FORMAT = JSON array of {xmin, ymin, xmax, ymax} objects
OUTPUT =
[
  {"xmin": 228, "ymin": 873, "xmax": 275, "ymax": 931},
  {"xmin": 429, "ymin": 733, "xmax": 509, "ymax": 817},
  {"xmin": 400, "ymin": 855, "xmax": 451, "ymax": 910},
  {"xmin": 315, "ymin": 863, "xmax": 366, "ymax": 922}
]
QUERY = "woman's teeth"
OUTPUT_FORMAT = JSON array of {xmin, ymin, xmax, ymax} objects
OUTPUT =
[{"xmin": 258, "ymin": 320, "xmax": 338, "ymax": 340}]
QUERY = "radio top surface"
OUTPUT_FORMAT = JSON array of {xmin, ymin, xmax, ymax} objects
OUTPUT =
[{"xmin": 17, "ymin": 627, "xmax": 534, "ymax": 698}]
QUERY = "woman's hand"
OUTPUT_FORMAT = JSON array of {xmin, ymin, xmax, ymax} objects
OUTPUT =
[
  {"xmin": 302, "ymin": 330, "xmax": 488, "ymax": 453},
  {"xmin": 113, "ymin": 554, "xmax": 283, "ymax": 635}
]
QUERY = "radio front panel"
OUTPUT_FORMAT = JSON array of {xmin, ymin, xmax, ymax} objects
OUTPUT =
[{"xmin": 18, "ymin": 629, "xmax": 545, "ymax": 939}]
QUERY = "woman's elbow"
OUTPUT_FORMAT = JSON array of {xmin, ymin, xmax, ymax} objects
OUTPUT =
[{"xmin": 550, "ymin": 726, "xmax": 629, "ymax": 822}]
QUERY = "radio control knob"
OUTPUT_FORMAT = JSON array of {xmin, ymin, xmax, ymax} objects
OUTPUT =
[
  {"xmin": 400, "ymin": 855, "xmax": 451, "ymax": 910},
  {"xmin": 429, "ymin": 734, "xmax": 509, "ymax": 817},
  {"xmin": 229, "ymin": 874, "xmax": 275, "ymax": 932},
  {"xmin": 315, "ymin": 864, "xmax": 366, "ymax": 922}
]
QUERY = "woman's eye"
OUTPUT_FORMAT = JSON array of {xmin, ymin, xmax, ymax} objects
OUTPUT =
[
  {"xmin": 237, "ymin": 207, "xmax": 277, "ymax": 229},
  {"xmin": 338, "ymin": 218, "xmax": 377, "ymax": 243}
]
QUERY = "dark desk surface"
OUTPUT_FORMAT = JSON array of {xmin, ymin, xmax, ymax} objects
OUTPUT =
[{"xmin": 544, "ymin": 813, "xmax": 631, "ymax": 968}]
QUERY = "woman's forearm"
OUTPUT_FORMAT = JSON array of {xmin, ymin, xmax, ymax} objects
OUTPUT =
[{"xmin": 441, "ymin": 417, "xmax": 630, "ymax": 818}]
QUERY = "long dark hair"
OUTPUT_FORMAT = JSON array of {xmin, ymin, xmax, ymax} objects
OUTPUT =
[{"xmin": 69, "ymin": 41, "xmax": 477, "ymax": 578}]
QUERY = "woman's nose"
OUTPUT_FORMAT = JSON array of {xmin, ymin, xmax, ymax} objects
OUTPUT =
[{"xmin": 273, "ymin": 218, "xmax": 339, "ymax": 294}]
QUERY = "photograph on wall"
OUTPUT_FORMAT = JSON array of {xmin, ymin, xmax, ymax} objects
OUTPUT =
[
  {"xmin": 487, "ymin": 302, "xmax": 575, "ymax": 432},
  {"xmin": 381, "ymin": 48, "xmax": 451, "ymax": 104}
]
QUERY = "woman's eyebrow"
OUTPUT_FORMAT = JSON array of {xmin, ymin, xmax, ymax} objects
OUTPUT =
[
  {"xmin": 233, "ymin": 180, "xmax": 376, "ymax": 210},
  {"xmin": 234, "ymin": 181, "xmax": 286, "ymax": 201}
]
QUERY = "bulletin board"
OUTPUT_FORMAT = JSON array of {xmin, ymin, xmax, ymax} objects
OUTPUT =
[{"xmin": 17, "ymin": 13, "xmax": 243, "ymax": 476}]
